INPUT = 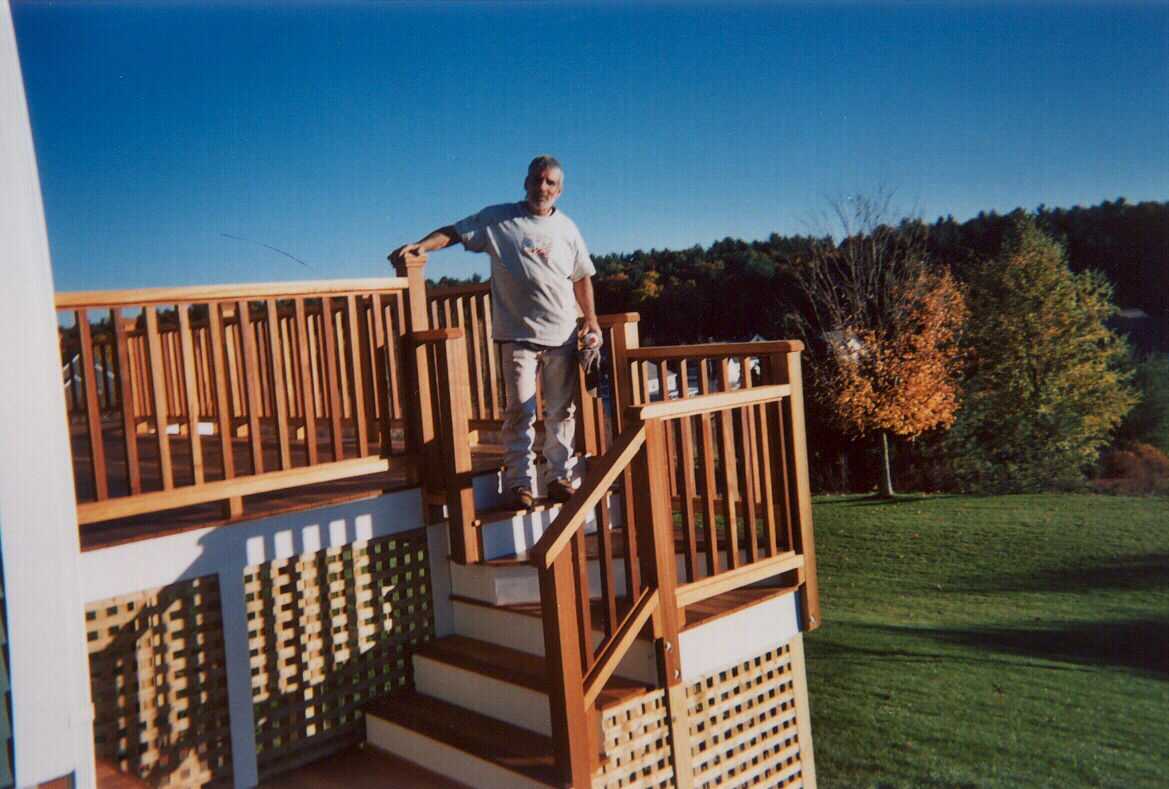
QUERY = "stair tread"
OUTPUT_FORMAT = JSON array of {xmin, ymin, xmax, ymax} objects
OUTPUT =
[
  {"xmin": 452, "ymin": 583, "xmax": 796, "ymax": 633},
  {"xmin": 473, "ymin": 500, "xmax": 563, "ymax": 525},
  {"xmin": 366, "ymin": 690, "xmax": 558, "ymax": 785},
  {"xmin": 417, "ymin": 634, "xmax": 649, "ymax": 708}
]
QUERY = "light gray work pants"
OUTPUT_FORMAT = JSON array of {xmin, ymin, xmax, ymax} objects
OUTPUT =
[{"xmin": 500, "ymin": 341, "xmax": 578, "ymax": 490}]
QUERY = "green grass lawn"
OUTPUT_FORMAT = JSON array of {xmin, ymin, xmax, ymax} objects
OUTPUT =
[{"xmin": 803, "ymin": 493, "xmax": 1169, "ymax": 788}]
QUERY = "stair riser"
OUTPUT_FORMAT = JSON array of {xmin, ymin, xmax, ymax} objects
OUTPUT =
[
  {"xmin": 450, "ymin": 552, "xmax": 629, "ymax": 605},
  {"xmin": 479, "ymin": 493, "xmax": 623, "ymax": 561},
  {"xmin": 365, "ymin": 717, "xmax": 550, "ymax": 789},
  {"xmin": 450, "ymin": 598, "xmax": 659, "ymax": 685},
  {"xmin": 439, "ymin": 462, "xmax": 590, "ymax": 516},
  {"xmin": 413, "ymin": 655, "xmax": 553, "ymax": 736}
]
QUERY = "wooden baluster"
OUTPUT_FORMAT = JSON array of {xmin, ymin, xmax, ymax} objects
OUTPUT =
[
  {"xmin": 177, "ymin": 304, "xmax": 205, "ymax": 485},
  {"xmin": 539, "ymin": 555, "xmax": 593, "ymax": 788},
  {"xmin": 634, "ymin": 419, "xmax": 694, "ymax": 787},
  {"xmin": 345, "ymin": 295, "xmax": 369, "ymax": 457},
  {"xmin": 717, "ymin": 359, "xmax": 741, "ymax": 569},
  {"xmin": 742, "ymin": 355, "xmax": 764, "ymax": 508},
  {"xmin": 571, "ymin": 529, "xmax": 594, "ymax": 671},
  {"xmin": 676, "ymin": 361, "xmax": 700, "ymax": 581},
  {"xmin": 97, "ymin": 339, "xmax": 113, "ymax": 413},
  {"xmin": 593, "ymin": 406, "xmax": 618, "ymax": 636},
  {"xmin": 75, "ymin": 309, "xmax": 109, "ymax": 500},
  {"xmin": 111, "ymin": 309, "xmax": 142, "ymax": 495},
  {"xmin": 236, "ymin": 300, "xmax": 266, "ymax": 474},
  {"xmin": 207, "ymin": 304, "xmax": 237, "ymax": 512},
  {"xmin": 133, "ymin": 332, "xmax": 149, "ymax": 426},
  {"xmin": 468, "ymin": 294, "xmax": 486, "ymax": 422},
  {"xmin": 442, "ymin": 298, "xmax": 453, "ymax": 331},
  {"xmin": 281, "ymin": 312, "xmax": 298, "ymax": 428},
  {"xmin": 388, "ymin": 291, "xmax": 406, "ymax": 422},
  {"xmin": 755, "ymin": 398, "xmax": 779, "ymax": 557},
  {"xmin": 264, "ymin": 299, "xmax": 292, "ymax": 469},
  {"xmin": 697, "ymin": 412, "xmax": 720, "ymax": 578},
  {"xmin": 223, "ymin": 313, "xmax": 242, "ymax": 432},
  {"xmin": 368, "ymin": 294, "xmax": 393, "ymax": 456},
  {"xmin": 163, "ymin": 328, "xmax": 180, "ymax": 425},
  {"xmin": 735, "ymin": 406, "xmax": 760, "ymax": 564},
  {"xmin": 292, "ymin": 299, "xmax": 319, "ymax": 466},
  {"xmin": 317, "ymin": 299, "xmax": 345, "ymax": 461},
  {"xmin": 144, "ymin": 307, "xmax": 174, "ymax": 489},
  {"xmin": 482, "ymin": 293, "xmax": 501, "ymax": 420},
  {"xmin": 658, "ymin": 361, "xmax": 680, "ymax": 504}
]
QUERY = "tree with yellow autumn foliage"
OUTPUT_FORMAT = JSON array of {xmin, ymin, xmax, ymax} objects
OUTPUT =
[
  {"xmin": 792, "ymin": 195, "xmax": 967, "ymax": 497},
  {"xmin": 944, "ymin": 216, "xmax": 1136, "ymax": 491}
]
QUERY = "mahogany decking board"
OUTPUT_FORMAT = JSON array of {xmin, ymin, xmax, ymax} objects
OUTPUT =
[{"xmin": 365, "ymin": 691, "xmax": 560, "ymax": 786}]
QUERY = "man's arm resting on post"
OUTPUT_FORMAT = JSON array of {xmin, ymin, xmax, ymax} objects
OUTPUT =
[
  {"xmin": 574, "ymin": 276, "xmax": 601, "ymax": 341},
  {"xmin": 389, "ymin": 226, "xmax": 459, "ymax": 274}
]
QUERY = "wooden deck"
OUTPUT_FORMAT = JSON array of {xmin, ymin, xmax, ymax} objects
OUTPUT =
[
  {"xmin": 259, "ymin": 745, "xmax": 465, "ymax": 789},
  {"xmin": 74, "ymin": 418, "xmax": 504, "ymax": 550}
]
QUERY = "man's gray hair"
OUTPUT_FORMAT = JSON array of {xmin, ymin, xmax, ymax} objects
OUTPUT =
[{"xmin": 527, "ymin": 155, "xmax": 563, "ymax": 179}]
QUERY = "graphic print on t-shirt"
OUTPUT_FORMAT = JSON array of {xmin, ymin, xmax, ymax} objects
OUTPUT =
[{"xmin": 521, "ymin": 235, "xmax": 553, "ymax": 264}]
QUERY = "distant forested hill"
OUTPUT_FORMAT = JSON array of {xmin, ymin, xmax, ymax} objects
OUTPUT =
[{"xmin": 433, "ymin": 199, "xmax": 1168, "ymax": 353}]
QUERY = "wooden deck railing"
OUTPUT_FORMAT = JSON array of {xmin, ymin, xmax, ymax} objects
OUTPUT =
[
  {"xmin": 57, "ymin": 279, "xmax": 421, "ymax": 524},
  {"xmin": 530, "ymin": 345, "xmax": 819, "ymax": 787}
]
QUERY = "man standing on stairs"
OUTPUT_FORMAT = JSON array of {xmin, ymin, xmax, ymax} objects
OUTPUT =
[{"xmin": 389, "ymin": 155, "xmax": 601, "ymax": 510}]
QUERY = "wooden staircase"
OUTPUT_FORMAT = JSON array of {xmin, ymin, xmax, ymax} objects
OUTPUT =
[
  {"xmin": 365, "ymin": 473, "xmax": 660, "ymax": 788},
  {"xmin": 370, "ymin": 332, "xmax": 821, "ymax": 787}
]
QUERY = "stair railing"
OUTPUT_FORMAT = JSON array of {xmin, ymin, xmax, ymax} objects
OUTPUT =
[{"xmin": 532, "ymin": 344, "xmax": 820, "ymax": 787}]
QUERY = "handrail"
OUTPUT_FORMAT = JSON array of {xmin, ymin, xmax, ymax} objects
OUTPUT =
[
  {"xmin": 426, "ymin": 281, "xmax": 490, "ymax": 299},
  {"xmin": 530, "ymin": 423, "xmax": 646, "ymax": 570},
  {"xmin": 57, "ymin": 276, "xmax": 424, "ymax": 524},
  {"xmin": 581, "ymin": 587, "xmax": 659, "ymax": 708},
  {"xmin": 625, "ymin": 339, "xmax": 803, "ymax": 360},
  {"xmin": 630, "ymin": 384, "xmax": 790, "ymax": 421},
  {"xmin": 537, "ymin": 341, "xmax": 819, "ymax": 786},
  {"xmin": 55, "ymin": 277, "xmax": 407, "ymax": 309}
]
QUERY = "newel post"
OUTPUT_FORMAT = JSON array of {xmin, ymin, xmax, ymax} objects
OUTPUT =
[
  {"xmin": 401, "ymin": 256, "xmax": 434, "ymax": 481},
  {"xmin": 771, "ymin": 347, "xmax": 821, "ymax": 630},
  {"xmin": 431, "ymin": 330, "xmax": 479, "ymax": 564},
  {"xmin": 538, "ymin": 554, "xmax": 593, "ymax": 788},
  {"xmin": 633, "ymin": 418, "xmax": 695, "ymax": 787},
  {"xmin": 603, "ymin": 313, "xmax": 641, "ymax": 433}
]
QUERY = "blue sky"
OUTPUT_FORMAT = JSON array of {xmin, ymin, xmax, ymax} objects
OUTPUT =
[{"xmin": 13, "ymin": 2, "xmax": 1169, "ymax": 291}]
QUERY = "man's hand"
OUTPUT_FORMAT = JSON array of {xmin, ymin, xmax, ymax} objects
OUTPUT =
[
  {"xmin": 388, "ymin": 243, "xmax": 427, "ymax": 276},
  {"xmin": 578, "ymin": 315, "xmax": 602, "ymax": 346}
]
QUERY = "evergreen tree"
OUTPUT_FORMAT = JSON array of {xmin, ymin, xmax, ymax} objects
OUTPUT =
[{"xmin": 946, "ymin": 217, "xmax": 1137, "ymax": 491}]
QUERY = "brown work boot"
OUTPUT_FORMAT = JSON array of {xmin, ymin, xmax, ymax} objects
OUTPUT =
[
  {"xmin": 510, "ymin": 485, "xmax": 534, "ymax": 510},
  {"xmin": 547, "ymin": 478, "xmax": 575, "ymax": 503}
]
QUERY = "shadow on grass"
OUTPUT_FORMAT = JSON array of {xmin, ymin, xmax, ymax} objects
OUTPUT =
[
  {"xmin": 898, "ymin": 618, "xmax": 1169, "ymax": 678},
  {"xmin": 959, "ymin": 552, "xmax": 1169, "ymax": 594},
  {"xmin": 806, "ymin": 631, "xmax": 1092, "ymax": 675},
  {"xmin": 822, "ymin": 494, "xmax": 961, "ymax": 507}
]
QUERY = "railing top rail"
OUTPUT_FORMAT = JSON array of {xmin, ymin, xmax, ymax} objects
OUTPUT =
[
  {"xmin": 531, "ymin": 423, "xmax": 646, "ymax": 570},
  {"xmin": 427, "ymin": 282, "xmax": 491, "ymax": 299},
  {"xmin": 625, "ymin": 339, "xmax": 803, "ymax": 360},
  {"xmin": 631, "ymin": 384, "xmax": 791, "ymax": 421},
  {"xmin": 413, "ymin": 327, "xmax": 465, "ymax": 343},
  {"xmin": 597, "ymin": 312, "xmax": 641, "ymax": 327},
  {"xmin": 55, "ymin": 277, "xmax": 409, "ymax": 310}
]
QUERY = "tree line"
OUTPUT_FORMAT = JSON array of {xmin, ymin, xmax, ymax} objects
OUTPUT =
[{"xmin": 434, "ymin": 198, "xmax": 1169, "ymax": 494}]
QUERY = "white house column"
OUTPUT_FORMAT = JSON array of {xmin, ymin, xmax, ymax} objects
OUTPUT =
[{"xmin": 0, "ymin": 2, "xmax": 97, "ymax": 787}]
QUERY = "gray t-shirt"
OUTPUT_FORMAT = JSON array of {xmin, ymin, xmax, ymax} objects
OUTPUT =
[{"xmin": 454, "ymin": 202, "xmax": 595, "ymax": 346}]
